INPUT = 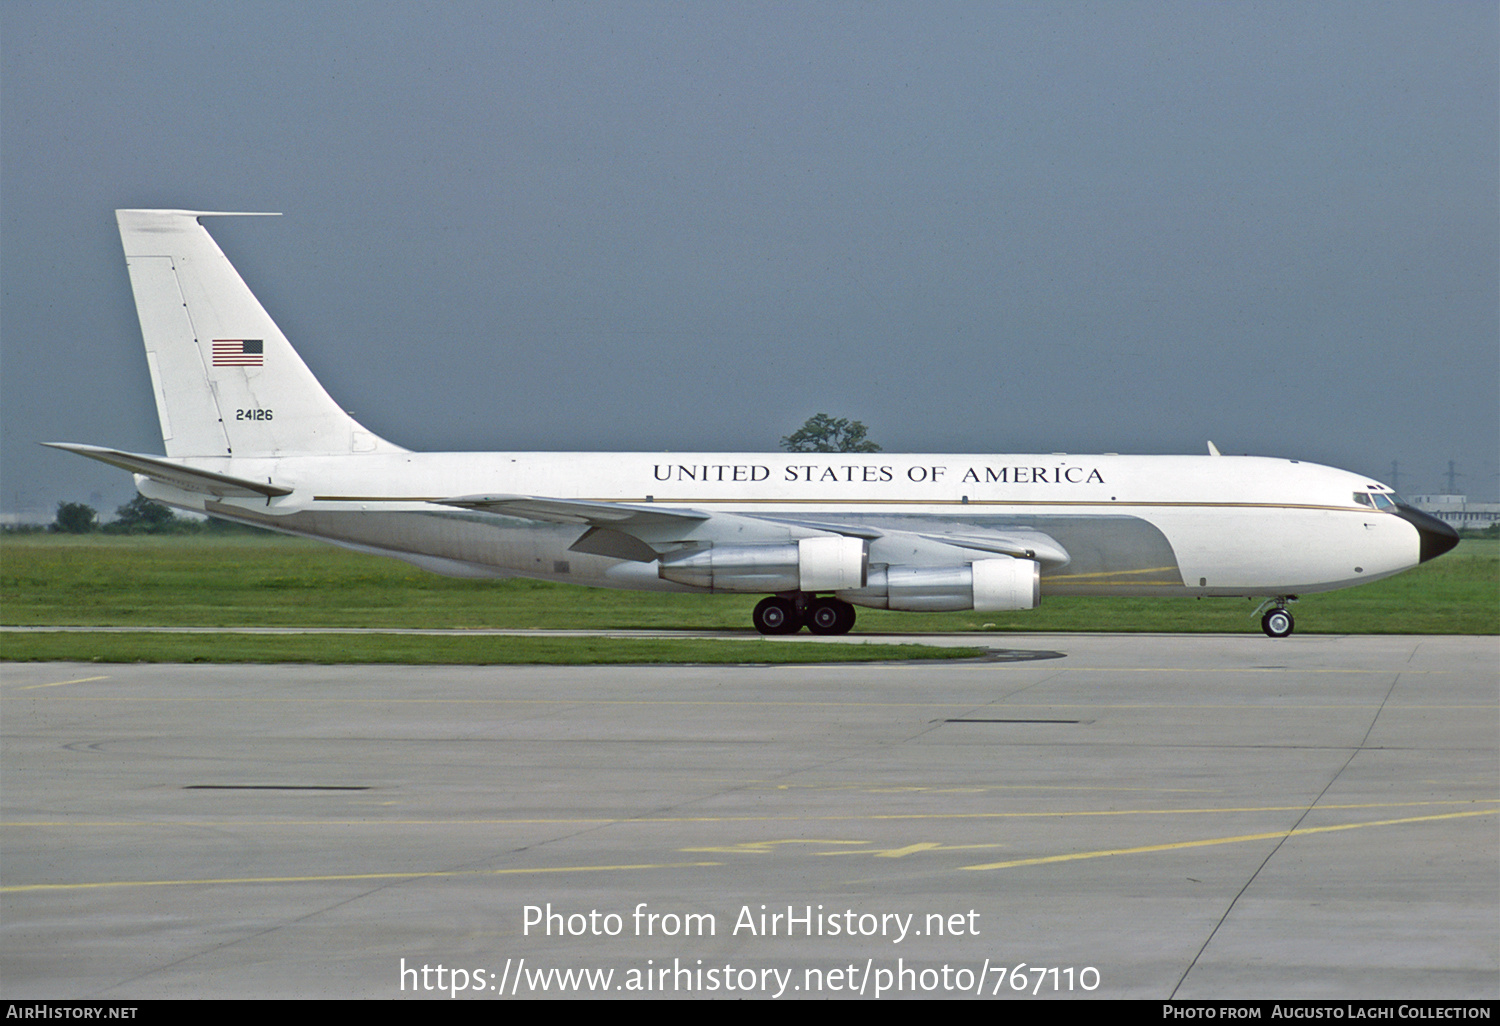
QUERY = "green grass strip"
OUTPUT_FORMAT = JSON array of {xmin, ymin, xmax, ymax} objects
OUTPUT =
[
  {"xmin": 3, "ymin": 535, "xmax": 1495, "ymax": 635},
  {"xmin": 0, "ymin": 632, "xmax": 986, "ymax": 666}
]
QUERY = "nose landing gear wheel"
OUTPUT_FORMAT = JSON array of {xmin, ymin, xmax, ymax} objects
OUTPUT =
[
  {"xmin": 1261, "ymin": 607, "xmax": 1294, "ymax": 638},
  {"xmin": 753, "ymin": 596, "xmax": 803, "ymax": 635},
  {"xmin": 807, "ymin": 597, "xmax": 857, "ymax": 635}
]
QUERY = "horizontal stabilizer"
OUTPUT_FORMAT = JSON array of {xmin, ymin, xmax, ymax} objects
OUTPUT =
[{"xmin": 44, "ymin": 443, "xmax": 291, "ymax": 498}]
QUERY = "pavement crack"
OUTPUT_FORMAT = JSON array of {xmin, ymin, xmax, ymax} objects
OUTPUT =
[{"xmin": 1169, "ymin": 670, "xmax": 1406, "ymax": 998}]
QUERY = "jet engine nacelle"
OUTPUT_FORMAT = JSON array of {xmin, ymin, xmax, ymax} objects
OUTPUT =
[
  {"xmin": 840, "ymin": 557, "xmax": 1040, "ymax": 612},
  {"xmin": 657, "ymin": 536, "xmax": 867, "ymax": 593}
]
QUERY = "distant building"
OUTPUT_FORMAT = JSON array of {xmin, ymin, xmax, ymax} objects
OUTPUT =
[
  {"xmin": 0, "ymin": 510, "xmax": 52, "ymax": 527},
  {"xmin": 1409, "ymin": 495, "xmax": 1500, "ymax": 532}
]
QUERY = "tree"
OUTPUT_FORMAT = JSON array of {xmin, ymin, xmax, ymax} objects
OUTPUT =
[
  {"xmin": 50, "ymin": 501, "xmax": 98, "ymax": 534},
  {"xmin": 107, "ymin": 495, "xmax": 178, "ymax": 534},
  {"xmin": 779, "ymin": 413, "xmax": 882, "ymax": 453}
]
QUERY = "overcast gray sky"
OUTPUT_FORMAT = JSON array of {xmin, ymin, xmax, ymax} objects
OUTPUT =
[{"xmin": 3, "ymin": 1, "xmax": 1496, "ymax": 518}]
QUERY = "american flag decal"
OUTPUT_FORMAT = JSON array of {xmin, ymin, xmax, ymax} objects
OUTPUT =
[{"xmin": 212, "ymin": 339, "xmax": 264, "ymax": 366}]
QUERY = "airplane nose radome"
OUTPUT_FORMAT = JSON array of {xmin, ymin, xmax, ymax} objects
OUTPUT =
[{"xmin": 1394, "ymin": 505, "xmax": 1461, "ymax": 563}]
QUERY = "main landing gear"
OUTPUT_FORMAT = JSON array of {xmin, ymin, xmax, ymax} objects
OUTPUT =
[
  {"xmin": 1257, "ymin": 597, "xmax": 1297, "ymax": 638},
  {"xmin": 752, "ymin": 594, "xmax": 857, "ymax": 636}
]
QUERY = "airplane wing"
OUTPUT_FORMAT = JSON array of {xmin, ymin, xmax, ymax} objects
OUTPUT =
[
  {"xmin": 44, "ymin": 443, "xmax": 292, "ymax": 499},
  {"xmin": 434, "ymin": 496, "xmax": 1070, "ymax": 570}
]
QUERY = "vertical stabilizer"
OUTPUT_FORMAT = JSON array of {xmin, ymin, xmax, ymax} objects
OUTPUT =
[{"xmin": 116, "ymin": 209, "xmax": 403, "ymax": 458}]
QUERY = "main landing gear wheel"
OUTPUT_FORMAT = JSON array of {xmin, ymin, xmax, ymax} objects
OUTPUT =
[
  {"xmin": 1261, "ymin": 607, "xmax": 1295, "ymax": 638},
  {"xmin": 753, "ymin": 596, "xmax": 802, "ymax": 635},
  {"xmin": 807, "ymin": 597, "xmax": 857, "ymax": 636}
]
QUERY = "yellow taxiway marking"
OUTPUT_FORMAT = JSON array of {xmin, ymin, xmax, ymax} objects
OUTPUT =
[
  {"xmin": 0, "ymin": 861, "xmax": 722, "ymax": 894},
  {"xmin": 682, "ymin": 840, "xmax": 1007, "ymax": 858},
  {"xmin": 826, "ymin": 842, "xmax": 1008, "ymax": 858},
  {"xmin": 680, "ymin": 839, "xmax": 868, "ymax": 854},
  {"xmin": 13, "ymin": 675, "xmax": 110, "ymax": 691},
  {"xmin": 4, "ymin": 799, "xmax": 1493, "ymax": 831},
  {"xmin": 960, "ymin": 808, "xmax": 1500, "ymax": 871},
  {"xmin": 7, "ymin": 810, "xmax": 1490, "ymax": 891}
]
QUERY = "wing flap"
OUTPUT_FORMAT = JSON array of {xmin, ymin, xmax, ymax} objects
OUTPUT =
[
  {"xmin": 434, "ymin": 494, "xmax": 714, "ymax": 563},
  {"xmin": 433, "ymin": 494, "xmax": 709, "ymax": 528}
]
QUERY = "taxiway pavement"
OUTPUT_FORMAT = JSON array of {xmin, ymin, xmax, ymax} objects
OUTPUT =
[{"xmin": 2, "ymin": 634, "xmax": 1495, "ymax": 999}]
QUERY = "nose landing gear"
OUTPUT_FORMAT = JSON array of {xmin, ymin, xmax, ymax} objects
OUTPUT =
[{"xmin": 1255, "ymin": 597, "xmax": 1297, "ymax": 638}]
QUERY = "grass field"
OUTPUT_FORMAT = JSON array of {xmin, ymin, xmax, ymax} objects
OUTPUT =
[
  {"xmin": 0, "ymin": 631, "xmax": 984, "ymax": 666},
  {"xmin": 4, "ymin": 534, "xmax": 1495, "ymax": 635}
]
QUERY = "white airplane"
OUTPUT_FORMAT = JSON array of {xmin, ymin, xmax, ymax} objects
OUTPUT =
[{"xmin": 50, "ymin": 209, "xmax": 1459, "ymax": 638}]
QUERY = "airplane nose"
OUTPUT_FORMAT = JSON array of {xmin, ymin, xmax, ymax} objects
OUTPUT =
[{"xmin": 1394, "ymin": 504, "xmax": 1461, "ymax": 563}]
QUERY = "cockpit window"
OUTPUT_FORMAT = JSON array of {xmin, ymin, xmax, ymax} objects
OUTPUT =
[
  {"xmin": 1355, "ymin": 491, "xmax": 1396, "ymax": 511},
  {"xmin": 1354, "ymin": 492, "xmax": 1373, "ymax": 507}
]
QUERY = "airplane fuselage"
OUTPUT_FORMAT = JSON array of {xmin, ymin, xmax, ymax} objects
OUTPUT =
[{"xmin": 135, "ymin": 450, "xmax": 1428, "ymax": 598}]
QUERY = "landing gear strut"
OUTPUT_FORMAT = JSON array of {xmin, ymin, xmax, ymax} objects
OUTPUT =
[{"xmin": 752, "ymin": 594, "xmax": 857, "ymax": 636}]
